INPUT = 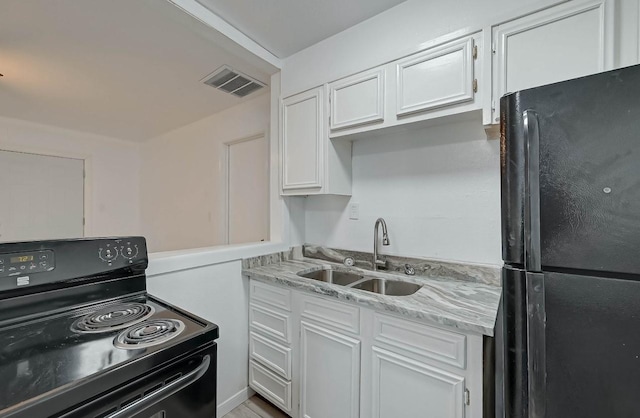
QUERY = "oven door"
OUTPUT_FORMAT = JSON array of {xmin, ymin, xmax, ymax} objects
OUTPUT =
[{"xmin": 59, "ymin": 344, "xmax": 217, "ymax": 418}]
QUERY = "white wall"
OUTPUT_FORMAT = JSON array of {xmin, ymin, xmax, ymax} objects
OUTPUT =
[
  {"xmin": 305, "ymin": 116, "xmax": 502, "ymax": 265},
  {"xmin": 0, "ymin": 116, "xmax": 141, "ymax": 237},
  {"xmin": 146, "ymin": 259, "xmax": 251, "ymax": 417},
  {"xmin": 285, "ymin": 0, "xmax": 640, "ymax": 266},
  {"xmin": 140, "ymin": 93, "xmax": 270, "ymax": 253}
]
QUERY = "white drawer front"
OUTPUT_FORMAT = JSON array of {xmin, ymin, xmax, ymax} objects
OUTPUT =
[
  {"xmin": 250, "ymin": 281, "xmax": 292, "ymax": 311},
  {"xmin": 373, "ymin": 313, "xmax": 467, "ymax": 369},
  {"xmin": 250, "ymin": 360, "xmax": 292, "ymax": 413},
  {"xmin": 250, "ymin": 303, "xmax": 292, "ymax": 344},
  {"xmin": 250, "ymin": 332, "xmax": 292, "ymax": 379},
  {"xmin": 300, "ymin": 294, "xmax": 360, "ymax": 335}
]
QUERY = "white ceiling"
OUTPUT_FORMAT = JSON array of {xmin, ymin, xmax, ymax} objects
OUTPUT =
[
  {"xmin": 195, "ymin": 0, "xmax": 408, "ymax": 58},
  {"xmin": 0, "ymin": 0, "xmax": 277, "ymax": 142}
]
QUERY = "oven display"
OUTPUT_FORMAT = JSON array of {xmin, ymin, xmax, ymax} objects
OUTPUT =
[
  {"xmin": 0, "ymin": 250, "xmax": 54, "ymax": 278},
  {"xmin": 10, "ymin": 255, "xmax": 34, "ymax": 263}
]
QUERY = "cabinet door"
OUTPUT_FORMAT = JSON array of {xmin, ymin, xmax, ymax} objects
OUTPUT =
[
  {"xmin": 300, "ymin": 321, "xmax": 360, "ymax": 418},
  {"xmin": 371, "ymin": 347, "xmax": 466, "ymax": 418},
  {"xmin": 282, "ymin": 87, "xmax": 324, "ymax": 191},
  {"xmin": 396, "ymin": 37, "xmax": 475, "ymax": 117},
  {"xmin": 329, "ymin": 68, "xmax": 385, "ymax": 131},
  {"xmin": 491, "ymin": 0, "xmax": 613, "ymax": 122}
]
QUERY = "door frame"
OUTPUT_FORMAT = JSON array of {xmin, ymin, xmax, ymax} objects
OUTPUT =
[
  {"xmin": 223, "ymin": 132, "xmax": 269, "ymax": 245},
  {"xmin": 0, "ymin": 145, "xmax": 90, "ymax": 237}
]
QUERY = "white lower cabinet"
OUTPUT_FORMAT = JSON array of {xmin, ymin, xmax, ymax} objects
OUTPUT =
[
  {"xmin": 300, "ymin": 321, "xmax": 361, "ymax": 418},
  {"xmin": 248, "ymin": 279, "xmax": 484, "ymax": 418},
  {"xmin": 371, "ymin": 347, "xmax": 465, "ymax": 418}
]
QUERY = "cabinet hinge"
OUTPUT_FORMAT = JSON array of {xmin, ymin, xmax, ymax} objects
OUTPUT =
[
  {"xmin": 473, "ymin": 79, "xmax": 478, "ymax": 93},
  {"xmin": 492, "ymin": 43, "xmax": 496, "ymax": 54},
  {"xmin": 464, "ymin": 388, "xmax": 470, "ymax": 405},
  {"xmin": 472, "ymin": 45, "xmax": 478, "ymax": 59},
  {"xmin": 491, "ymin": 100, "xmax": 496, "ymax": 111}
]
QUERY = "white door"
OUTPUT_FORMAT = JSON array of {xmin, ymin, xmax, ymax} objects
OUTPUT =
[
  {"xmin": 491, "ymin": 0, "xmax": 612, "ymax": 122},
  {"xmin": 371, "ymin": 347, "xmax": 466, "ymax": 418},
  {"xmin": 0, "ymin": 150, "xmax": 84, "ymax": 242},
  {"xmin": 282, "ymin": 87, "xmax": 324, "ymax": 191},
  {"xmin": 329, "ymin": 68, "xmax": 385, "ymax": 131},
  {"xmin": 227, "ymin": 135, "xmax": 269, "ymax": 244},
  {"xmin": 300, "ymin": 321, "xmax": 360, "ymax": 418},
  {"xmin": 396, "ymin": 37, "xmax": 475, "ymax": 116}
]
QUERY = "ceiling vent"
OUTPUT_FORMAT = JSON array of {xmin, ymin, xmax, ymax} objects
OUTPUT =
[{"xmin": 202, "ymin": 66, "xmax": 266, "ymax": 98}]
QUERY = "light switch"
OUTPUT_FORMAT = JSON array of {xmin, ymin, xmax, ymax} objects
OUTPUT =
[{"xmin": 349, "ymin": 203, "xmax": 360, "ymax": 220}]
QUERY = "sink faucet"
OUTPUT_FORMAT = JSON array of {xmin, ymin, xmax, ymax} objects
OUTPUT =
[{"xmin": 373, "ymin": 218, "xmax": 390, "ymax": 271}]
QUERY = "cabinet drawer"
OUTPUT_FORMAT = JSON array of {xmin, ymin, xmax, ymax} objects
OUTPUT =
[
  {"xmin": 373, "ymin": 313, "xmax": 466, "ymax": 369},
  {"xmin": 250, "ymin": 332, "xmax": 292, "ymax": 379},
  {"xmin": 250, "ymin": 360, "xmax": 292, "ymax": 413},
  {"xmin": 300, "ymin": 294, "xmax": 360, "ymax": 335},
  {"xmin": 250, "ymin": 281, "xmax": 292, "ymax": 311},
  {"xmin": 250, "ymin": 303, "xmax": 292, "ymax": 344}
]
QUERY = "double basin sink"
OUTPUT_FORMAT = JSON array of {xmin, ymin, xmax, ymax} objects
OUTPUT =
[{"xmin": 297, "ymin": 267, "xmax": 422, "ymax": 296}]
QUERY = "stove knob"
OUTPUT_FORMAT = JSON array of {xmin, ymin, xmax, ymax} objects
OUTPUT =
[
  {"xmin": 98, "ymin": 247, "xmax": 118, "ymax": 262},
  {"xmin": 122, "ymin": 244, "xmax": 139, "ymax": 260}
]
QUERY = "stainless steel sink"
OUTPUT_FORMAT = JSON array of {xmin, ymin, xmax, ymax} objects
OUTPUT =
[
  {"xmin": 297, "ymin": 268, "xmax": 365, "ymax": 286},
  {"xmin": 297, "ymin": 268, "xmax": 422, "ymax": 296},
  {"xmin": 350, "ymin": 278, "xmax": 422, "ymax": 296}
]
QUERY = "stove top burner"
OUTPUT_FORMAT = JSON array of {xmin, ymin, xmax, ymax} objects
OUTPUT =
[
  {"xmin": 114, "ymin": 318, "xmax": 185, "ymax": 350},
  {"xmin": 71, "ymin": 302, "xmax": 155, "ymax": 334}
]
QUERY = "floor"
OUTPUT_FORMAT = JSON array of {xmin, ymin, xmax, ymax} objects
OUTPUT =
[{"xmin": 222, "ymin": 395, "xmax": 289, "ymax": 418}]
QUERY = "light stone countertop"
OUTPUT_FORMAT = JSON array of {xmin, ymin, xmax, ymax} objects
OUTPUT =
[{"xmin": 243, "ymin": 257, "xmax": 501, "ymax": 336}]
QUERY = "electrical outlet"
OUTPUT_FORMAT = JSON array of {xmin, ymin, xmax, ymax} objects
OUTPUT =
[{"xmin": 349, "ymin": 203, "xmax": 360, "ymax": 220}]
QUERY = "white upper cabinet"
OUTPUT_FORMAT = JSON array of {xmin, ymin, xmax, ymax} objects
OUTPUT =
[
  {"xmin": 490, "ymin": 0, "xmax": 614, "ymax": 123},
  {"xmin": 281, "ymin": 86, "xmax": 352, "ymax": 196},
  {"xmin": 282, "ymin": 87, "xmax": 323, "ymax": 190},
  {"xmin": 396, "ymin": 37, "xmax": 475, "ymax": 117},
  {"xmin": 329, "ymin": 68, "xmax": 385, "ymax": 131},
  {"xmin": 328, "ymin": 32, "xmax": 482, "ymax": 139}
]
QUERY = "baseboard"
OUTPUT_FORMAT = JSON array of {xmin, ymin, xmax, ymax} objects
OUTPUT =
[{"xmin": 217, "ymin": 386, "xmax": 256, "ymax": 417}]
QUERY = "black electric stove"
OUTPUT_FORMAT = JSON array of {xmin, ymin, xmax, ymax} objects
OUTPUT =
[{"xmin": 0, "ymin": 237, "xmax": 219, "ymax": 418}]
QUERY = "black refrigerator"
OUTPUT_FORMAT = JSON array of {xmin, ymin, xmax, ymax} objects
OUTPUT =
[{"xmin": 498, "ymin": 64, "xmax": 640, "ymax": 418}]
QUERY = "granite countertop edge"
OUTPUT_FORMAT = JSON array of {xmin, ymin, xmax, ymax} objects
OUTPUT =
[{"xmin": 242, "ymin": 258, "xmax": 501, "ymax": 337}]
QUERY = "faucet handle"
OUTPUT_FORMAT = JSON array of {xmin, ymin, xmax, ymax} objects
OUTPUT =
[{"xmin": 404, "ymin": 264, "xmax": 415, "ymax": 276}]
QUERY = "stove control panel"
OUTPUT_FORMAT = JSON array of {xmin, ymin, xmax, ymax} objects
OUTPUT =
[
  {"xmin": 98, "ymin": 239, "xmax": 141, "ymax": 266},
  {"xmin": 0, "ymin": 250, "xmax": 55, "ymax": 278},
  {"xmin": 0, "ymin": 237, "xmax": 148, "ymax": 293}
]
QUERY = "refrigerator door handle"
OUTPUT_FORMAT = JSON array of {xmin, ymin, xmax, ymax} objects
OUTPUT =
[
  {"xmin": 523, "ymin": 109, "xmax": 542, "ymax": 272},
  {"xmin": 526, "ymin": 271, "xmax": 546, "ymax": 418},
  {"xmin": 524, "ymin": 110, "xmax": 546, "ymax": 418}
]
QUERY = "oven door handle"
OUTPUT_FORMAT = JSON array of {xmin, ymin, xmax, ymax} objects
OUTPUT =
[{"xmin": 105, "ymin": 354, "xmax": 211, "ymax": 418}]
